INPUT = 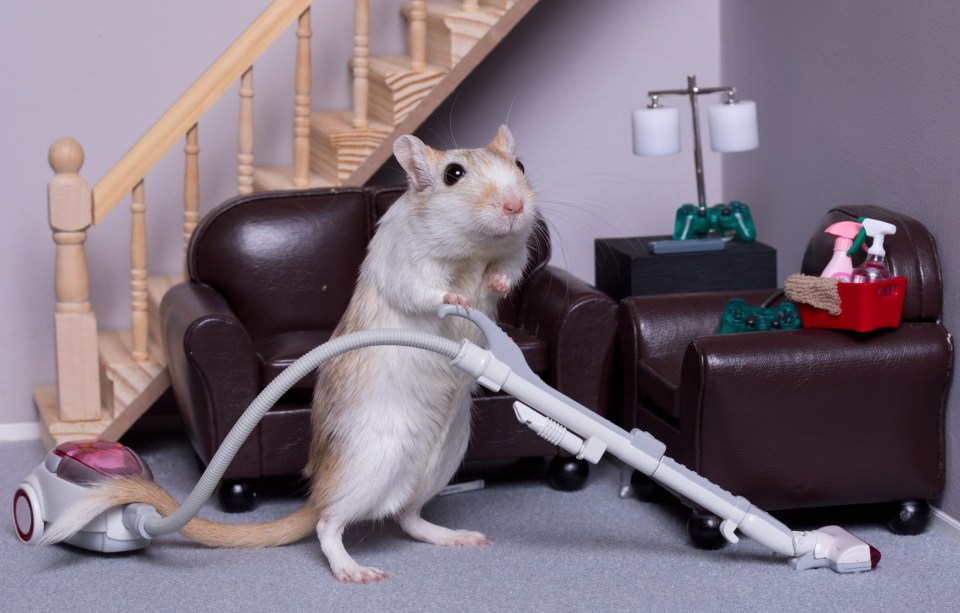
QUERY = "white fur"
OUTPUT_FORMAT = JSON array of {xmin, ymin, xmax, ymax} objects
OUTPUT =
[{"xmin": 313, "ymin": 126, "xmax": 536, "ymax": 582}]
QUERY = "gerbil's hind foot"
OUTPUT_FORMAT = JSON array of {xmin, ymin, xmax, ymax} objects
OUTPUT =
[
  {"xmin": 443, "ymin": 293, "xmax": 473, "ymax": 309},
  {"xmin": 400, "ymin": 513, "xmax": 492, "ymax": 548},
  {"xmin": 317, "ymin": 519, "xmax": 388, "ymax": 584},
  {"xmin": 487, "ymin": 273, "xmax": 511, "ymax": 297},
  {"xmin": 336, "ymin": 564, "xmax": 389, "ymax": 585}
]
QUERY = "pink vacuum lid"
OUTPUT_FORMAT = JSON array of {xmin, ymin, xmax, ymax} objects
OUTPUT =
[{"xmin": 53, "ymin": 440, "xmax": 151, "ymax": 484}]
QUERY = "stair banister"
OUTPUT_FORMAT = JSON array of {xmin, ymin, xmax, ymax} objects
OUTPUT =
[
  {"xmin": 352, "ymin": 0, "xmax": 370, "ymax": 129},
  {"xmin": 237, "ymin": 68, "xmax": 255, "ymax": 196},
  {"xmin": 409, "ymin": 1, "xmax": 427, "ymax": 71},
  {"xmin": 294, "ymin": 7, "xmax": 312, "ymax": 187},
  {"xmin": 184, "ymin": 124, "xmax": 200, "ymax": 250},
  {"xmin": 91, "ymin": 0, "xmax": 312, "ymax": 224},
  {"xmin": 48, "ymin": 138, "xmax": 102, "ymax": 422}
]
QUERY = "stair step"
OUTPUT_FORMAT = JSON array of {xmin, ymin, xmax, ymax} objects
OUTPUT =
[
  {"xmin": 34, "ymin": 330, "xmax": 170, "ymax": 449},
  {"xmin": 404, "ymin": 1, "xmax": 504, "ymax": 68},
  {"xmin": 479, "ymin": 0, "xmax": 516, "ymax": 9},
  {"xmin": 309, "ymin": 110, "xmax": 392, "ymax": 185},
  {"xmin": 253, "ymin": 166, "xmax": 334, "ymax": 192},
  {"xmin": 367, "ymin": 56, "xmax": 448, "ymax": 126},
  {"xmin": 99, "ymin": 330, "xmax": 167, "ymax": 417}
]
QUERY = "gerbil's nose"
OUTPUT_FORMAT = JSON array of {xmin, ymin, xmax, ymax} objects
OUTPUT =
[{"xmin": 501, "ymin": 195, "xmax": 524, "ymax": 216}]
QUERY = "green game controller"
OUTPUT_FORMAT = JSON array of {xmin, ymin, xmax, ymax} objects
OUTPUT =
[
  {"xmin": 719, "ymin": 298, "xmax": 801, "ymax": 334},
  {"xmin": 674, "ymin": 201, "xmax": 756, "ymax": 242}
]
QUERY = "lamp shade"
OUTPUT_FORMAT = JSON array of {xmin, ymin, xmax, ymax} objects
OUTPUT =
[
  {"xmin": 632, "ymin": 106, "xmax": 681, "ymax": 156},
  {"xmin": 708, "ymin": 100, "xmax": 758, "ymax": 152}
]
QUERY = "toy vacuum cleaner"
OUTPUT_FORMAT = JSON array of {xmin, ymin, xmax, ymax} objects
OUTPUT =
[{"xmin": 14, "ymin": 306, "xmax": 880, "ymax": 573}]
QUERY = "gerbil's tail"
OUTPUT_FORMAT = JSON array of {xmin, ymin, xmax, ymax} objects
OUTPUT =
[{"xmin": 38, "ymin": 477, "xmax": 317, "ymax": 548}]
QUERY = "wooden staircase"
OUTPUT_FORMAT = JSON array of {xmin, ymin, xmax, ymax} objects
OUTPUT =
[{"xmin": 35, "ymin": 0, "xmax": 540, "ymax": 449}]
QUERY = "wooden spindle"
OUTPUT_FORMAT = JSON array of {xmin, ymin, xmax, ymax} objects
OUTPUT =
[
  {"xmin": 462, "ymin": 0, "xmax": 479, "ymax": 11},
  {"xmin": 409, "ymin": 1, "xmax": 426, "ymax": 71},
  {"xmin": 237, "ymin": 67, "xmax": 255, "ymax": 195},
  {"xmin": 130, "ymin": 180, "xmax": 148, "ymax": 362},
  {"xmin": 293, "ymin": 8, "xmax": 312, "ymax": 187},
  {"xmin": 352, "ymin": 0, "xmax": 370, "ymax": 129},
  {"xmin": 183, "ymin": 124, "xmax": 200, "ymax": 250},
  {"xmin": 48, "ymin": 138, "xmax": 101, "ymax": 421}
]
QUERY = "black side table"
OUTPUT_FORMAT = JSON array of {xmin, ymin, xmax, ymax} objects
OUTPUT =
[{"xmin": 595, "ymin": 236, "xmax": 777, "ymax": 301}]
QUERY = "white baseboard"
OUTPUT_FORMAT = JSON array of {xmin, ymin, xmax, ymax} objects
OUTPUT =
[
  {"xmin": 0, "ymin": 421, "xmax": 41, "ymax": 442},
  {"xmin": 930, "ymin": 505, "xmax": 960, "ymax": 543}
]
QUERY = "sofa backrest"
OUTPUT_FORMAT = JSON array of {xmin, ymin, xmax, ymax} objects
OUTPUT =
[
  {"xmin": 187, "ymin": 185, "xmax": 551, "ymax": 339},
  {"xmin": 188, "ymin": 188, "xmax": 378, "ymax": 341},
  {"xmin": 800, "ymin": 205, "xmax": 942, "ymax": 322}
]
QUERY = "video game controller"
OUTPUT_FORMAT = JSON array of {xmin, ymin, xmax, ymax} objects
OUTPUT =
[
  {"xmin": 674, "ymin": 201, "xmax": 757, "ymax": 242},
  {"xmin": 719, "ymin": 298, "xmax": 801, "ymax": 334}
]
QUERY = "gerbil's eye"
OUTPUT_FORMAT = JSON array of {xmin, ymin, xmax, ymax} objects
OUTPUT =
[
  {"xmin": 443, "ymin": 163, "xmax": 466, "ymax": 186},
  {"xmin": 515, "ymin": 159, "xmax": 525, "ymax": 174}
]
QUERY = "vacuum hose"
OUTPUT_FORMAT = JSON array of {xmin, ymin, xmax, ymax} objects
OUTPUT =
[{"xmin": 139, "ymin": 329, "xmax": 461, "ymax": 538}]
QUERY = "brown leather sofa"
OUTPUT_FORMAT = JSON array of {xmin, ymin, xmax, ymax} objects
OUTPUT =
[
  {"xmin": 617, "ymin": 205, "xmax": 952, "ymax": 547},
  {"xmin": 161, "ymin": 186, "xmax": 617, "ymax": 510}
]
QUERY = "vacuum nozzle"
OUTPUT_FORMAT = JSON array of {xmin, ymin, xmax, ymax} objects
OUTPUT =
[{"xmin": 789, "ymin": 526, "xmax": 880, "ymax": 573}]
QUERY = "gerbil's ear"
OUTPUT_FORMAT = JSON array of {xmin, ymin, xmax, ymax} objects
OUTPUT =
[
  {"xmin": 490, "ymin": 125, "xmax": 516, "ymax": 157},
  {"xmin": 394, "ymin": 135, "xmax": 435, "ymax": 192}
]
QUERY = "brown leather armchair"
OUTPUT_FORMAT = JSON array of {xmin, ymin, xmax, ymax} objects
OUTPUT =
[
  {"xmin": 161, "ymin": 186, "xmax": 617, "ymax": 510},
  {"xmin": 617, "ymin": 205, "xmax": 952, "ymax": 547}
]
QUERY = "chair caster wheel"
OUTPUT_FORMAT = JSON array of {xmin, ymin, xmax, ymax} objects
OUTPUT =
[
  {"xmin": 218, "ymin": 480, "xmax": 258, "ymax": 513},
  {"xmin": 887, "ymin": 500, "xmax": 930, "ymax": 535},
  {"xmin": 547, "ymin": 456, "xmax": 589, "ymax": 491},
  {"xmin": 688, "ymin": 511, "xmax": 728, "ymax": 550}
]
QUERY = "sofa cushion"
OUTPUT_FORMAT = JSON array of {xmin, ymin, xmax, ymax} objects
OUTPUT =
[
  {"xmin": 637, "ymin": 349, "xmax": 685, "ymax": 419},
  {"xmin": 254, "ymin": 323, "xmax": 549, "ymax": 400},
  {"xmin": 256, "ymin": 330, "xmax": 334, "ymax": 394},
  {"xmin": 499, "ymin": 323, "xmax": 549, "ymax": 374}
]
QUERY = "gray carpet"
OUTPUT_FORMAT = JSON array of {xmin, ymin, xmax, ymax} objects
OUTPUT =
[{"xmin": 3, "ymin": 425, "xmax": 959, "ymax": 612}]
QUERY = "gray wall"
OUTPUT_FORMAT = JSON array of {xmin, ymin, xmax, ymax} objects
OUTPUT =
[{"xmin": 720, "ymin": 0, "xmax": 960, "ymax": 518}]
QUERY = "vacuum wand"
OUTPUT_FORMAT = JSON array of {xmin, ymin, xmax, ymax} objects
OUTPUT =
[
  {"xmin": 440, "ymin": 305, "xmax": 880, "ymax": 573},
  {"xmin": 19, "ymin": 303, "xmax": 878, "ymax": 574}
]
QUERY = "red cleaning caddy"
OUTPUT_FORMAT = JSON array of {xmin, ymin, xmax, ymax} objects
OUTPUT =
[{"xmin": 799, "ymin": 276, "xmax": 907, "ymax": 332}]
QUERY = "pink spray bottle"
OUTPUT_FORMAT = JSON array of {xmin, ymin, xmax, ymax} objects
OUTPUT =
[{"xmin": 820, "ymin": 221, "xmax": 864, "ymax": 282}]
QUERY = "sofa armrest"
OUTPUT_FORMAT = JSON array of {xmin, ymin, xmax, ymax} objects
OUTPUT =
[
  {"xmin": 619, "ymin": 289, "xmax": 777, "ymax": 359},
  {"xmin": 518, "ymin": 265, "xmax": 617, "ymax": 412},
  {"xmin": 676, "ymin": 323, "xmax": 951, "ymax": 508},
  {"xmin": 160, "ymin": 282, "xmax": 261, "ymax": 477}
]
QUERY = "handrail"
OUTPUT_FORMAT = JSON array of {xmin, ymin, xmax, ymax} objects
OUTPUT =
[{"xmin": 91, "ymin": 0, "xmax": 312, "ymax": 224}]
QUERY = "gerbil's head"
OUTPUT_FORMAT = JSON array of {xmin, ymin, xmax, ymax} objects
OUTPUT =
[{"xmin": 392, "ymin": 125, "xmax": 536, "ymax": 243}]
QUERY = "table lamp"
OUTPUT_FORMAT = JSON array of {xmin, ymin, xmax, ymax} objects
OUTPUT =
[{"xmin": 632, "ymin": 75, "xmax": 759, "ymax": 243}]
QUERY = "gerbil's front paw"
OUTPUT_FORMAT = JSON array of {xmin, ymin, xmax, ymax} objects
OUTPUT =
[
  {"xmin": 443, "ymin": 293, "xmax": 473, "ymax": 309},
  {"xmin": 487, "ymin": 273, "xmax": 511, "ymax": 297}
]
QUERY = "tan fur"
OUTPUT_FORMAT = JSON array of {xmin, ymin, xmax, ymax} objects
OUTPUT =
[{"xmin": 71, "ymin": 477, "xmax": 317, "ymax": 548}]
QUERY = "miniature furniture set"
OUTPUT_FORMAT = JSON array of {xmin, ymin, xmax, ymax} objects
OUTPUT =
[
  {"xmin": 162, "ymin": 190, "xmax": 949, "ymax": 548},
  {"xmin": 161, "ymin": 186, "xmax": 618, "ymax": 510}
]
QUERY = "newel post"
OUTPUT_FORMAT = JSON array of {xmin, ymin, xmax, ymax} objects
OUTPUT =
[{"xmin": 47, "ymin": 138, "xmax": 102, "ymax": 421}]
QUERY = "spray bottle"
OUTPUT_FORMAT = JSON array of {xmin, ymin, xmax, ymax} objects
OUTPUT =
[
  {"xmin": 820, "ymin": 221, "xmax": 864, "ymax": 282},
  {"xmin": 851, "ymin": 218, "xmax": 896, "ymax": 283}
]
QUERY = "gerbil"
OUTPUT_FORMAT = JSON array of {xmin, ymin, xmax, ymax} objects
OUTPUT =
[{"xmin": 40, "ymin": 125, "xmax": 538, "ymax": 584}]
